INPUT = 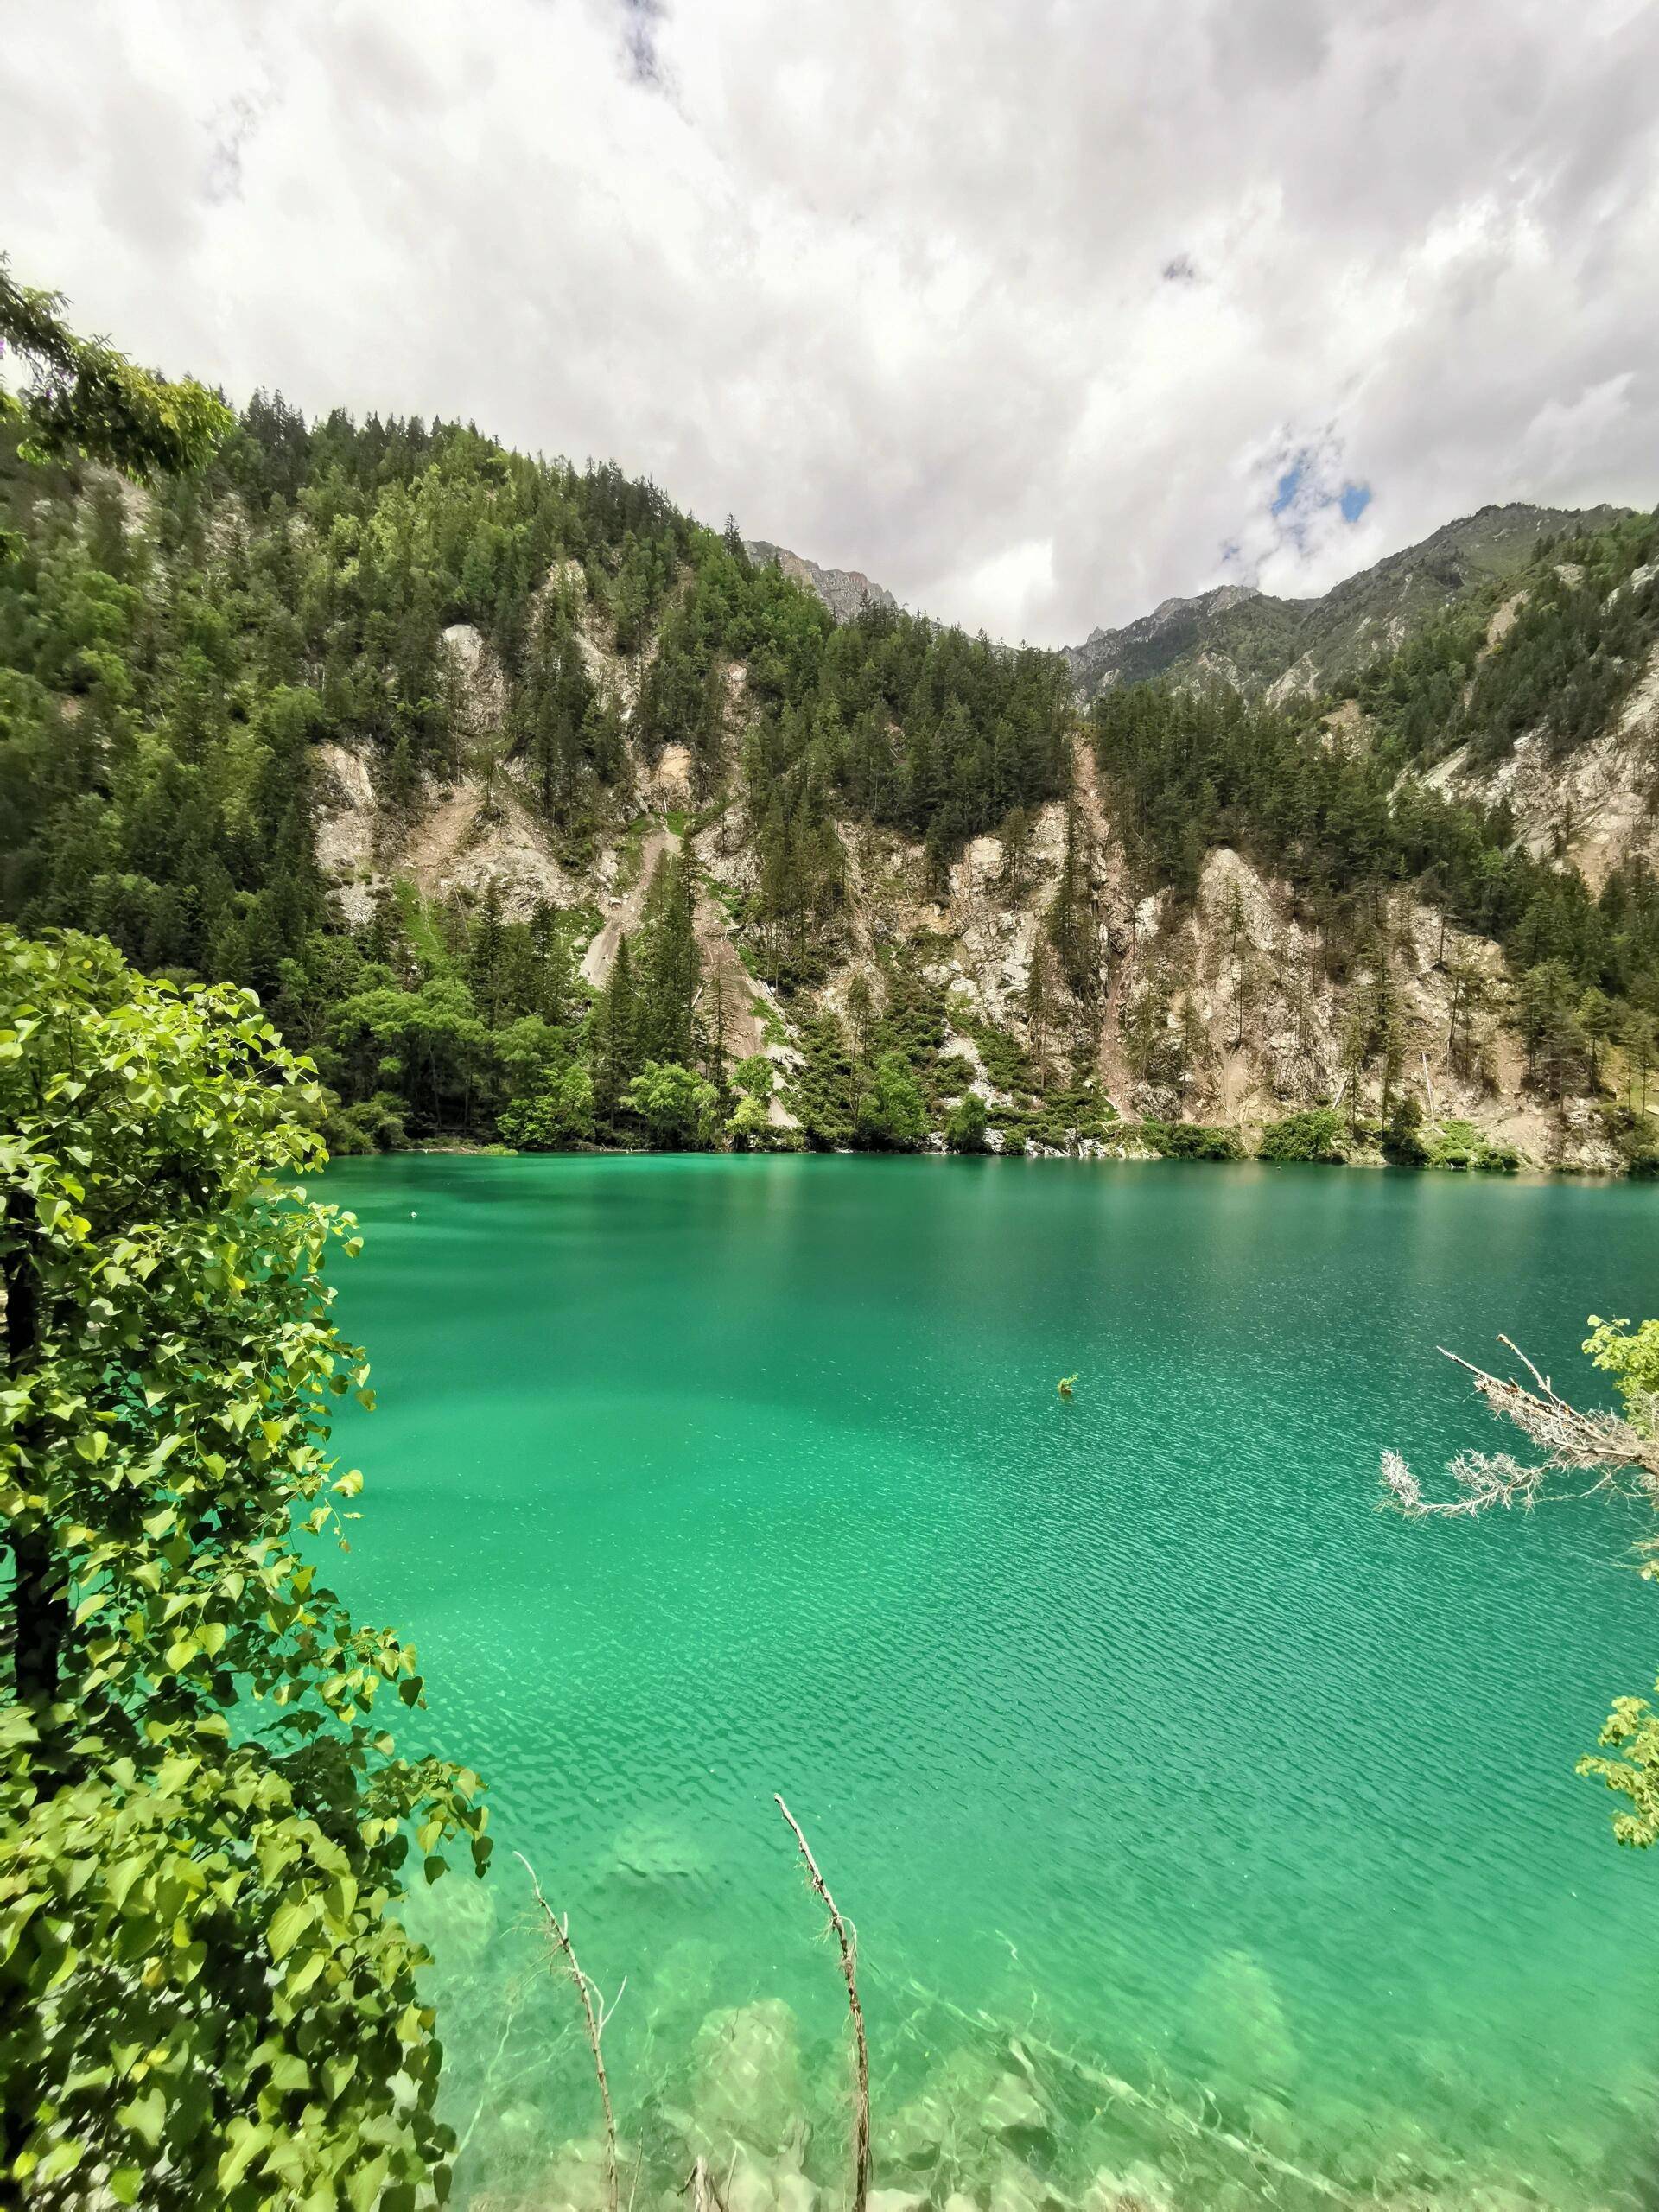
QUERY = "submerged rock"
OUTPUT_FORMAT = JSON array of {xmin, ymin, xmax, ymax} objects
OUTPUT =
[
  {"xmin": 982, "ymin": 2071, "xmax": 1052, "ymax": 2146},
  {"xmin": 692, "ymin": 1999, "xmax": 804, "ymax": 2157},
  {"xmin": 645, "ymin": 1936, "xmax": 725, "ymax": 2036},
  {"xmin": 532, "ymin": 2134, "xmax": 636, "ymax": 2212},
  {"xmin": 880, "ymin": 2047, "xmax": 1053, "ymax": 2176},
  {"xmin": 985, "ymin": 2153, "xmax": 1069, "ymax": 2212},
  {"xmin": 1182, "ymin": 1949, "xmax": 1298, "ymax": 2105},
  {"xmin": 604, "ymin": 1817, "xmax": 715, "ymax": 1887},
  {"xmin": 880, "ymin": 2090, "xmax": 954, "ymax": 2172},
  {"xmin": 723, "ymin": 2143, "xmax": 819, "ymax": 2212},
  {"xmin": 1078, "ymin": 2164, "xmax": 1174, "ymax": 2212},
  {"xmin": 396, "ymin": 1864, "xmax": 499, "ymax": 1963}
]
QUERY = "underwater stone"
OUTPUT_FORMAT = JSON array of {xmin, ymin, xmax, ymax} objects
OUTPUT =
[
  {"xmin": 722, "ymin": 2144, "xmax": 820, "ymax": 2212},
  {"xmin": 982, "ymin": 2072, "xmax": 1052, "ymax": 2145},
  {"xmin": 1183, "ymin": 1951, "xmax": 1298, "ymax": 2103},
  {"xmin": 691, "ymin": 1999, "xmax": 804, "ymax": 2157},
  {"xmin": 880, "ymin": 2088, "xmax": 955, "ymax": 2171},
  {"xmin": 604, "ymin": 1817, "xmax": 715, "ymax": 1887},
  {"xmin": 1078, "ymin": 2164, "xmax": 1174, "ymax": 2212},
  {"xmin": 533, "ymin": 2135, "xmax": 631, "ymax": 2212},
  {"xmin": 867, "ymin": 2191, "xmax": 928, "ymax": 2212},
  {"xmin": 396, "ymin": 1866, "xmax": 499, "ymax": 1963},
  {"xmin": 985, "ymin": 2155, "xmax": 1068, "ymax": 2212}
]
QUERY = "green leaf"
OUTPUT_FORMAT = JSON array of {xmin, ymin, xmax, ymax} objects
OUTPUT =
[
  {"xmin": 35, "ymin": 2137, "xmax": 86, "ymax": 2183},
  {"xmin": 346, "ymin": 2152, "xmax": 391, "ymax": 2212},
  {"xmin": 118, "ymin": 2086, "xmax": 166, "ymax": 2149},
  {"xmin": 217, "ymin": 2120, "xmax": 275, "ymax": 2191},
  {"xmin": 267, "ymin": 1897, "xmax": 315, "ymax": 1961}
]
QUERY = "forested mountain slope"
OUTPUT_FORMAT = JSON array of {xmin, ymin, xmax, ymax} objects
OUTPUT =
[
  {"xmin": 1065, "ymin": 503, "xmax": 1629, "ymax": 703},
  {"xmin": 2, "ymin": 398, "xmax": 1656, "ymax": 1173}
]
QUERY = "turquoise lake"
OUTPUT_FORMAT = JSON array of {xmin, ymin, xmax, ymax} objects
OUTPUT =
[{"xmin": 321, "ymin": 1155, "xmax": 1659, "ymax": 2209}]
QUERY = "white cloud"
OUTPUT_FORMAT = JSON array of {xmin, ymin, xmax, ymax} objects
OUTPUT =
[{"xmin": 5, "ymin": 0, "xmax": 1657, "ymax": 644}]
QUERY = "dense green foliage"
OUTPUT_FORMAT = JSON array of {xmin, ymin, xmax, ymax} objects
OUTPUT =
[
  {"xmin": 1255, "ymin": 1108, "xmax": 1347, "ymax": 1163},
  {"xmin": 0, "ymin": 930, "xmax": 486, "ymax": 2208},
  {"xmin": 1137, "ymin": 1119, "xmax": 1243, "ymax": 1161}
]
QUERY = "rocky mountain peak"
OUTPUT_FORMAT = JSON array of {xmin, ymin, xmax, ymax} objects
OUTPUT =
[{"xmin": 744, "ymin": 539, "xmax": 897, "ymax": 624}]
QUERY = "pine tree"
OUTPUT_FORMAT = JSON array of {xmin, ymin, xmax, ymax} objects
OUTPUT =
[
  {"xmin": 591, "ymin": 937, "xmax": 641, "ymax": 1124},
  {"xmin": 637, "ymin": 850, "xmax": 701, "ymax": 1065},
  {"xmin": 1579, "ymin": 987, "xmax": 1617, "ymax": 1090}
]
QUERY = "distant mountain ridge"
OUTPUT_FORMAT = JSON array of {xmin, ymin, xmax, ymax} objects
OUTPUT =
[
  {"xmin": 748, "ymin": 504, "xmax": 1633, "ymax": 705},
  {"xmin": 1064, "ymin": 502, "xmax": 1631, "ymax": 702},
  {"xmin": 743, "ymin": 538, "xmax": 896, "ymax": 623}
]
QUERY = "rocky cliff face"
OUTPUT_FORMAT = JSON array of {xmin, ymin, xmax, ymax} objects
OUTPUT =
[
  {"xmin": 312, "ymin": 538, "xmax": 1659, "ymax": 1174},
  {"xmin": 743, "ymin": 539, "xmax": 897, "ymax": 622}
]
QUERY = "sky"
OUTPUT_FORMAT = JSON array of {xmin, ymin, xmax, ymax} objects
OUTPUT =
[{"xmin": 7, "ymin": 0, "xmax": 1659, "ymax": 646}]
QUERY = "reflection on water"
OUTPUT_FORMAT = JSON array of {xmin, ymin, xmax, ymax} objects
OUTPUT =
[{"xmin": 324, "ymin": 1155, "xmax": 1659, "ymax": 2209}]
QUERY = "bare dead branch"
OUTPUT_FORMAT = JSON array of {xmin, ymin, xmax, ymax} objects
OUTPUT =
[
  {"xmin": 774, "ymin": 1795, "xmax": 870, "ymax": 2212},
  {"xmin": 1381, "ymin": 1337, "xmax": 1659, "ymax": 1519},
  {"xmin": 517, "ymin": 1851, "xmax": 625, "ymax": 2212}
]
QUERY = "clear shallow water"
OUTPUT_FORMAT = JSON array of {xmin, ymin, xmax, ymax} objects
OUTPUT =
[{"xmin": 321, "ymin": 1156, "xmax": 1659, "ymax": 2209}]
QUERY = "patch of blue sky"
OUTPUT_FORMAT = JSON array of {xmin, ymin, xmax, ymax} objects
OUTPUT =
[{"xmin": 1271, "ymin": 446, "xmax": 1372, "ymax": 532}]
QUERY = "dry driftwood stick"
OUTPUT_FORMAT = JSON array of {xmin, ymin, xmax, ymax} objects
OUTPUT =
[
  {"xmin": 774, "ymin": 1795, "xmax": 870, "ymax": 2212},
  {"xmin": 516, "ymin": 1851, "xmax": 626, "ymax": 2212}
]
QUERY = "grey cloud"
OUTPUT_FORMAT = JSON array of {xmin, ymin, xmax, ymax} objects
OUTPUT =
[{"xmin": 4, "ymin": 0, "xmax": 1658, "ymax": 645}]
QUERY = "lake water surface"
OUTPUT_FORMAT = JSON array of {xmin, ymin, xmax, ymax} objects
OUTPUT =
[{"xmin": 322, "ymin": 1155, "xmax": 1659, "ymax": 2209}]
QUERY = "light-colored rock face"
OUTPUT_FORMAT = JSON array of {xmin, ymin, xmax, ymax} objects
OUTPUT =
[
  {"xmin": 442, "ymin": 621, "xmax": 506, "ymax": 744},
  {"xmin": 646, "ymin": 742, "xmax": 695, "ymax": 809},
  {"xmin": 1264, "ymin": 653, "xmax": 1318, "ymax": 707},
  {"xmin": 312, "ymin": 742, "xmax": 380, "ymax": 927},
  {"xmin": 403, "ymin": 769, "xmax": 582, "ymax": 919},
  {"xmin": 550, "ymin": 556, "xmax": 643, "ymax": 719},
  {"xmin": 311, "ymin": 742, "xmax": 582, "ymax": 928},
  {"xmin": 1481, "ymin": 589, "xmax": 1527, "ymax": 656},
  {"xmin": 1423, "ymin": 645, "xmax": 1659, "ymax": 894},
  {"xmin": 744, "ymin": 540, "xmax": 896, "ymax": 624}
]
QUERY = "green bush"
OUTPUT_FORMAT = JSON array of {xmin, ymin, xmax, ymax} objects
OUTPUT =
[
  {"xmin": 1427, "ymin": 1117, "xmax": 1521, "ymax": 1173},
  {"xmin": 499, "ymin": 1065, "xmax": 596, "ymax": 1151},
  {"xmin": 944, "ymin": 1090, "xmax": 990, "ymax": 1154},
  {"xmin": 1139, "ymin": 1119, "xmax": 1243, "ymax": 1160},
  {"xmin": 0, "ymin": 929, "xmax": 486, "ymax": 2209},
  {"xmin": 1256, "ymin": 1108, "xmax": 1346, "ymax": 1163},
  {"xmin": 1382, "ymin": 1095, "xmax": 1429, "ymax": 1166},
  {"xmin": 321, "ymin": 1089, "xmax": 410, "ymax": 1156},
  {"xmin": 622, "ymin": 1059, "xmax": 720, "ymax": 1149},
  {"xmin": 854, "ymin": 1052, "xmax": 928, "ymax": 1151},
  {"xmin": 728, "ymin": 1093, "xmax": 778, "ymax": 1150}
]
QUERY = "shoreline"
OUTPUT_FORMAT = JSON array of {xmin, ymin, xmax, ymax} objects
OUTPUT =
[{"xmin": 386, "ymin": 1135, "xmax": 1649, "ymax": 1180}]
